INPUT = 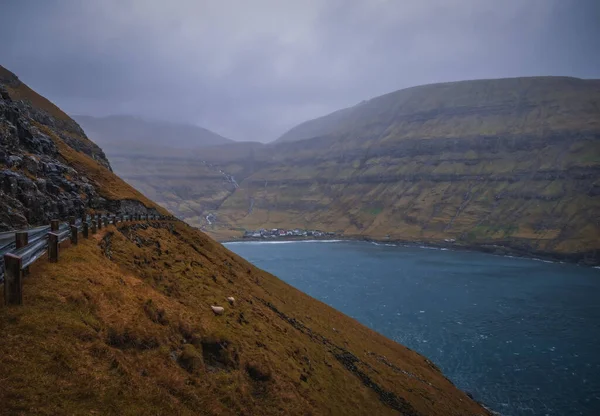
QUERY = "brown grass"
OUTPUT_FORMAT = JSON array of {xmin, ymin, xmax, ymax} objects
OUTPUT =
[{"xmin": 0, "ymin": 222, "xmax": 489, "ymax": 415}]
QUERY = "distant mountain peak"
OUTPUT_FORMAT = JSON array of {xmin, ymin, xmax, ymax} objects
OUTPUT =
[
  {"xmin": 275, "ymin": 76, "xmax": 600, "ymax": 144},
  {"xmin": 73, "ymin": 114, "xmax": 233, "ymax": 150}
]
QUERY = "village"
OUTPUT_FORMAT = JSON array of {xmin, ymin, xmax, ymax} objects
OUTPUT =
[{"xmin": 243, "ymin": 228, "xmax": 337, "ymax": 239}]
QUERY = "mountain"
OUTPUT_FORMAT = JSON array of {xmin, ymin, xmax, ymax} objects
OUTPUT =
[
  {"xmin": 150, "ymin": 76, "xmax": 599, "ymax": 264},
  {"xmin": 0, "ymin": 64, "xmax": 487, "ymax": 414},
  {"xmin": 71, "ymin": 114, "xmax": 243, "ymax": 225},
  {"xmin": 275, "ymin": 76, "xmax": 600, "ymax": 143},
  {"xmin": 73, "ymin": 114, "xmax": 233, "ymax": 150}
]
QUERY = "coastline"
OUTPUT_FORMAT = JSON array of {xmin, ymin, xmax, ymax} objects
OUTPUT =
[{"xmin": 218, "ymin": 235, "xmax": 599, "ymax": 268}]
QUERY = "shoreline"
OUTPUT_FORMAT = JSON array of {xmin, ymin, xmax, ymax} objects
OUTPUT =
[{"xmin": 219, "ymin": 235, "xmax": 599, "ymax": 268}]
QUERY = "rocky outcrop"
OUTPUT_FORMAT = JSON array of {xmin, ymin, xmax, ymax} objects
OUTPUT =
[
  {"xmin": 0, "ymin": 65, "xmax": 111, "ymax": 170},
  {"xmin": 0, "ymin": 68, "xmax": 160, "ymax": 231}
]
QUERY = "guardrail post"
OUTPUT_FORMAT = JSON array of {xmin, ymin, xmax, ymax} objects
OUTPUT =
[
  {"xmin": 69, "ymin": 216, "xmax": 75, "ymax": 225},
  {"xmin": 51, "ymin": 219, "xmax": 59, "ymax": 232},
  {"xmin": 103, "ymin": 216, "xmax": 108, "ymax": 227},
  {"xmin": 3, "ymin": 253, "xmax": 23, "ymax": 305},
  {"xmin": 70, "ymin": 225, "xmax": 78, "ymax": 245},
  {"xmin": 83, "ymin": 221, "xmax": 89, "ymax": 238},
  {"xmin": 91, "ymin": 220, "xmax": 97, "ymax": 234},
  {"xmin": 98, "ymin": 215, "xmax": 103, "ymax": 230},
  {"xmin": 48, "ymin": 233, "xmax": 59, "ymax": 262},
  {"xmin": 16, "ymin": 231, "xmax": 28, "ymax": 249},
  {"xmin": 15, "ymin": 231, "xmax": 29, "ymax": 276}
]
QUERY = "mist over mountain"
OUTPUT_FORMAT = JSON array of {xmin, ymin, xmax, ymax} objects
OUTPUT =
[{"xmin": 73, "ymin": 114, "xmax": 233, "ymax": 150}]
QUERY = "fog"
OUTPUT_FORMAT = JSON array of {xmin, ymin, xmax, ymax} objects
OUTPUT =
[{"xmin": 1, "ymin": 0, "xmax": 598, "ymax": 141}]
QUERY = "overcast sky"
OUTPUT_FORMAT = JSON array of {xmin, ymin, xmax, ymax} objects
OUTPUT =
[{"xmin": 1, "ymin": 0, "xmax": 599, "ymax": 142}]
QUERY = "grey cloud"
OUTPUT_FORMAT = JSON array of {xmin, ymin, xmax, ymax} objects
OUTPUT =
[{"xmin": 1, "ymin": 0, "xmax": 599, "ymax": 142}]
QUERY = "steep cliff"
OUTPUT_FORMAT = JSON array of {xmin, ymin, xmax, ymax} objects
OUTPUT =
[{"xmin": 0, "ymin": 65, "xmax": 166, "ymax": 230}]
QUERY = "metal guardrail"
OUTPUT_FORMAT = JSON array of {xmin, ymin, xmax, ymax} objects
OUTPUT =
[{"xmin": 1, "ymin": 213, "xmax": 172, "ymax": 305}]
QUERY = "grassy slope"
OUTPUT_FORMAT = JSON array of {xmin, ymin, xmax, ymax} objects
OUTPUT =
[
  {"xmin": 215, "ymin": 135, "xmax": 600, "ymax": 256},
  {"xmin": 0, "ymin": 222, "xmax": 488, "ymax": 415},
  {"xmin": 198, "ymin": 77, "xmax": 600, "ymax": 260},
  {"xmin": 276, "ymin": 76, "xmax": 600, "ymax": 143}
]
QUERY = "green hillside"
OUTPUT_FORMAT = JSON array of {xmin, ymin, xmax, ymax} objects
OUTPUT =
[
  {"xmin": 276, "ymin": 76, "xmax": 600, "ymax": 143},
  {"xmin": 95, "ymin": 76, "xmax": 600, "ymax": 264}
]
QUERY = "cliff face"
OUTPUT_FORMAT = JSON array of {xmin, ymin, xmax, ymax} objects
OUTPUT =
[
  {"xmin": 0, "ymin": 65, "xmax": 165, "ymax": 230},
  {"xmin": 0, "ymin": 66, "xmax": 111, "ymax": 169}
]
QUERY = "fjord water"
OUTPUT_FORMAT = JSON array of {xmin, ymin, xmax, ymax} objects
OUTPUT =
[{"xmin": 225, "ymin": 241, "xmax": 600, "ymax": 416}]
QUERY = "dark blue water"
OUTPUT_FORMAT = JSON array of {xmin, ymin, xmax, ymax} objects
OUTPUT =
[{"xmin": 225, "ymin": 240, "xmax": 600, "ymax": 416}]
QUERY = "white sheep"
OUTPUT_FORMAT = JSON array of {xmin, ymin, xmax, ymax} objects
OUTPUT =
[
  {"xmin": 210, "ymin": 305, "xmax": 225, "ymax": 315},
  {"xmin": 226, "ymin": 296, "xmax": 235, "ymax": 306}
]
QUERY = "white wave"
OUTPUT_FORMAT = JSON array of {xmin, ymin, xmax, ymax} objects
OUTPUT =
[
  {"xmin": 224, "ymin": 239, "xmax": 343, "ymax": 245},
  {"xmin": 532, "ymin": 258, "xmax": 554, "ymax": 264},
  {"xmin": 370, "ymin": 242, "xmax": 396, "ymax": 247},
  {"xmin": 418, "ymin": 246, "xmax": 448, "ymax": 251}
]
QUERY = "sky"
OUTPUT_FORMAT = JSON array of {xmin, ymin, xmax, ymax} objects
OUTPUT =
[{"xmin": 1, "ymin": 0, "xmax": 599, "ymax": 142}]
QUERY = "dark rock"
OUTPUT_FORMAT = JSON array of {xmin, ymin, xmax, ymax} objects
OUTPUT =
[
  {"xmin": 7, "ymin": 155, "xmax": 22, "ymax": 167},
  {"xmin": 23, "ymin": 155, "xmax": 39, "ymax": 175}
]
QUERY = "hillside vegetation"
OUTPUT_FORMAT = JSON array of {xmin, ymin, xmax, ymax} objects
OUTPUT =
[
  {"xmin": 1, "ymin": 65, "xmax": 488, "ymax": 414},
  {"xmin": 275, "ymin": 76, "xmax": 600, "ymax": 143},
  {"xmin": 203, "ymin": 77, "xmax": 600, "ymax": 264},
  {"xmin": 90, "ymin": 77, "xmax": 600, "ymax": 263},
  {"xmin": 0, "ymin": 221, "xmax": 488, "ymax": 415}
]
